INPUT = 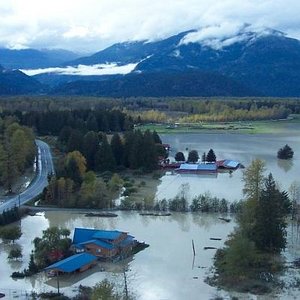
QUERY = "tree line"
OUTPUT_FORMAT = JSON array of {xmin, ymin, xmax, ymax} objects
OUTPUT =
[
  {"xmin": 42, "ymin": 130, "xmax": 165, "ymax": 208},
  {"xmin": 1, "ymin": 109, "xmax": 133, "ymax": 136},
  {"xmin": 1, "ymin": 96, "xmax": 300, "ymax": 125},
  {"xmin": 0, "ymin": 116, "xmax": 36, "ymax": 192},
  {"xmin": 212, "ymin": 159, "xmax": 291, "ymax": 293}
]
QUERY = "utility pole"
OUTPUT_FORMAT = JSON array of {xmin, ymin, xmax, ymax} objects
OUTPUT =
[
  {"xmin": 18, "ymin": 195, "xmax": 20, "ymax": 207},
  {"xmin": 123, "ymin": 267, "xmax": 128, "ymax": 300},
  {"xmin": 56, "ymin": 272, "xmax": 60, "ymax": 295}
]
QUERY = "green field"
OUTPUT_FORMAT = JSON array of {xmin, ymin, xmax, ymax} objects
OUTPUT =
[{"xmin": 138, "ymin": 115, "xmax": 300, "ymax": 134}]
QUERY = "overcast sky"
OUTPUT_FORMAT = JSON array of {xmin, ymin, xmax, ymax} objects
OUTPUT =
[{"xmin": 1, "ymin": 0, "xmax": 300, "ymax": 53}]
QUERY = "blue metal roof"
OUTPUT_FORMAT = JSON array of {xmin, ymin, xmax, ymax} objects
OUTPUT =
[
  {"xmin": 179, "ymin": 163, "xmax": 217, "ymax": 171},
  {"xmin": 73, "ymin": 228, "xmax": 123, "ymax": 244},
  {"xmin": 73, "ymin": 228, "xmax": 99, "ymax": 244},
  {"xmin": 223, "ymin": 160, "xmax": 240, "ymax": 168},
  {"xmin": 79, "ymin": 239, "xmax": 115, "ymax": 250},
  {"xmin": 44, "ymin": 253, "xmax": 97, "ymax": 273},
  {"xmin": 92, "ymin": 230, "xmax": 122, "ymax": 241}
]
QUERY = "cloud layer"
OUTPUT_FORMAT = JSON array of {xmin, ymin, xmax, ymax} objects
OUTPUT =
[
  {"xmin": 21, "ymin": 63, "xmax": 138, "ymax": 76},
  {"xmin": 0, "ymin": 0, "xmax": 300, "ymax": 52}
]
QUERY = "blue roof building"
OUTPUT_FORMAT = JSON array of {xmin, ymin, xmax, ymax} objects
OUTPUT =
[
  {"xmin": 176, "ymin": 163, "xmax": 217, "ymax": 173},
  {"xmin": 45, "ymin": 253, "xmax": 97, "ymax": 274},
  {"xmin": 72, "ymin": 228, "xmax": 137, "ymax": 259}
]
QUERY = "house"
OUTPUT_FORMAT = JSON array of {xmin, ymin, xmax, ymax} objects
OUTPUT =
[
  {"xmin": 175, "ymin": 163, "xmax": 217, "ymax": 174},
  {"xmin": 72, "ymin": 228, "xmax": 137, "ymax": 260},
  {"xmin": 216, "ymin": 160, "xmax": 240, "ymax": 170},
  {"xmin": 44, "ymin": 252, "xmax": 97, "ymax": 275}
]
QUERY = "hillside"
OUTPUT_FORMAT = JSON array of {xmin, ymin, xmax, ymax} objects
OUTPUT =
[
  {"xmin": 52, "ymin": 71, "xmax": 259, "ymax": 97},
  {"xmin": 0, "ymin": 65, "xmax": 43, "ymax": 95}
]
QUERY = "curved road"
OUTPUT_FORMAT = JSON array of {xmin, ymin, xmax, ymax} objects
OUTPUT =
[{"xmin": 0, "ymin": 140, "xmax": 54, "ymax": 214}]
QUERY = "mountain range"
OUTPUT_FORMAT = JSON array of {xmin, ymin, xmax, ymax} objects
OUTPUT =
[{"xmin": 1, "ymin": 26, "xmax": 300, "ymax": 97}]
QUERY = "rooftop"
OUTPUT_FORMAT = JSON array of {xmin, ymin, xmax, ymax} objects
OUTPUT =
[
  {"xmin": 44, "ymin": 253, "xmax": 97, "ymax": 273},
  {"xmin": 73, "ymin": 228, "xmax": 124, "ymax": 244}
]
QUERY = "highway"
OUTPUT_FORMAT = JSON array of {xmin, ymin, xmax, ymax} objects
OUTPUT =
[{"xmin": 0, "ymin": 140, "xmax": 55, "ymax": 214}]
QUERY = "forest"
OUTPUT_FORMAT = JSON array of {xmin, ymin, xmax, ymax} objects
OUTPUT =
[
  {"xmin": 0, "ymin": 96, "xmax": 300, "ymax": 124},
  {"xmin": 0, "ymin": 116, "xmax": 36, "ymax": 192}
]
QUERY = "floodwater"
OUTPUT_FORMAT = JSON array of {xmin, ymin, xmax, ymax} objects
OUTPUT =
[
  {"xmin": 1, "ymin": 211, "xmax": 236, "ymax": 299},
  {"xmin": 1, "ymin": 129, "xmax": 300, "ymax": 299},
  {"xmin": 2, "ymin": 211, "xmax": 300, "ymax": 300},
  {"xmin": 157, "ymin": 131, "xmax": 300, "ymax": 202}
]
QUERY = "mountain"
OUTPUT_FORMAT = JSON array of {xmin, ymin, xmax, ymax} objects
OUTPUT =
[
  {"xmin": 51, "ymin": 71, "xmax": 259, "ymax": 97},
  {"xmin": 0, "ymin": 65, "xmax": 43, "ymax": 95},
  {"xmin": 0, "ymin": 48, "xmax": 81, "ymax": 69},
  {"xmin": 3, "ymin": 26, "xmax": 300, "ymax": 97},
  {"xmin": 60, "ymin": 27, "xmax": 300, "ymax": 97},
  {"xmin": 65, "ymin": 30, "xmax": 194, "ymax": 66}
]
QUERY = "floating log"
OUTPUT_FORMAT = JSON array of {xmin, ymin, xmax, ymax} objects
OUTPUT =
[
  {"xmin": 204, "ymin": 246, "xmax": 217, "ymax": 250},
  {"xmin": 210, "ymin": 238, "xmax": 222, "ymax": 241},
  {"xmin": 139, "ymin": 213, "xmax": 154, "ymax": 216},
  {"xmin": 218, "ymin": 217, "xmax": 231, "ymax": 223},
  {"xmin": 85, "ymin": 212, "xmax": 118, "ymax": 218},
  {"xmin": 153, "ymin": 212, "xmax": 171, "ymax": 216},
  {"xmin": 140, "ymin": 212, "xmax": 172, "ymax": 216},
  {"xmin": 192, "ymin": 239, "xmax": 196, "ymax": 256}
]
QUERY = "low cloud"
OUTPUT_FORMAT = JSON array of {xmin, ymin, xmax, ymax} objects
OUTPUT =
[
  {"xmin": 180, "ymin": 23, "xmax": 282, "ymax": 49},
  {"xmin": 21, "ymin": 63, "xmax": 138, "ymax": 76}
]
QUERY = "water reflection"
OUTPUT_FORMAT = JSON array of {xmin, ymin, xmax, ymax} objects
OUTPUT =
[{"xmin": 277, "ymin": 158, "xmax": 294, "ymax": 172}]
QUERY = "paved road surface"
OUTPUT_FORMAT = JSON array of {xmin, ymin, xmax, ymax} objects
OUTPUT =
[{"xmin": 0, "ymin": 140, "xmax": 54, "ymax": 214}]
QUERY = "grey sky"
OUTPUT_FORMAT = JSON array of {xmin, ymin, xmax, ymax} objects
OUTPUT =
[{"xmin": 0, "ymin": 0, "xmax": 300, "ymax": 52}]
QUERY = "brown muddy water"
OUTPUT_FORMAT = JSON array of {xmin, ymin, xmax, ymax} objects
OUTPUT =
[{"xmin": 1, "ymin": 130, "xmax": 300, "ymax": 299}]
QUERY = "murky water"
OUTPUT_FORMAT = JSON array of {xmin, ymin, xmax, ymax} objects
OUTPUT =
[
  {"xmin": 1, "ymin": 211, "xmax": 236, "ymax": 299},
  {"xmin": 1, "ymin": 129, "xmax": 300, "ymax": 299},
  {"xmin": 157, "ymin": 132, "xmax": 300, "ymax": 202}
]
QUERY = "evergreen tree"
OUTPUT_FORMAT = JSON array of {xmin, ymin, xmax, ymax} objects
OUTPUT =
[
  {"xmin": 141, "ymin": 130, "xmax": 158, "ymax": 171},
  {"xmin": 175, "ymin": 152, "xmax": 185, "ymax": 162},
  {"xmin": 206, "ymin": 149, "xmax": 217, "ymax": 162},
  {"xmin": 66, "ymin": 130, "xmax": 84, "ymax": 153},
  {"xmin": 82, "ymin": 131, "xmax": 100, "ymax": 170},
  {"xmin": 187, "ymin": 150, "xmax": 199, "ymax": 163},
  {"xmin": 252, "ymin": 173, "xmax": 290, "ymax": 253},
  {"xmin": 152, "ymin": 130, "xmax": 162, "ymax": 144},
  {"xmin": 110, "ymin": 133, "xmax": 124, "ymax": 166},
  {"xmin": 95, "ymin": 135, "xmax": 116, "ymax": 172},
  {"xmin": 277, "ymin": 144, "xmax": 294, "ymax": 159}
]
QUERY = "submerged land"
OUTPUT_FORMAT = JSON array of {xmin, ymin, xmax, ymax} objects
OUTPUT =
[{"xmin": 0, "ymin": 97, "xmax": 300, "ymax": 299}]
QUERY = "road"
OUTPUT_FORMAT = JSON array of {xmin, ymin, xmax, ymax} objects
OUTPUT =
[{"xmin": 0, "ymin": 140, "xmax": 55, "ymax": 214}]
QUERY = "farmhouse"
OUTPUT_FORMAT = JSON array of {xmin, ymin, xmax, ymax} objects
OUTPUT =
[
  {"xmin": 45, "ymin": 228, "xmax": 141, "ymax": 275},
  {"xmin": 72, "ymin": 228, "xmax": 137, "ymax": 260}
]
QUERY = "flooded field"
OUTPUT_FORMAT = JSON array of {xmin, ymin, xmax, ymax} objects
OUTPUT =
[
  {"xmin": 1, "ymin": 211, "xmax": 236, "ymax": 299},
  {"xmin": 1, "ymin": 129, "xmax": 300, "ymax": 299},
  {"xmin": 157, "ymin": 132, "xmax": 300, "ymax": 202},
  {"xmin": 1, "ymin": 211, "xmax": 300, "ymax": 299}
]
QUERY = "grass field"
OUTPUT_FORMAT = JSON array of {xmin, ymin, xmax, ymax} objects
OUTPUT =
[{"xmin": 137, "ymin": 115, "xmax": 300, "ymax": 134}]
